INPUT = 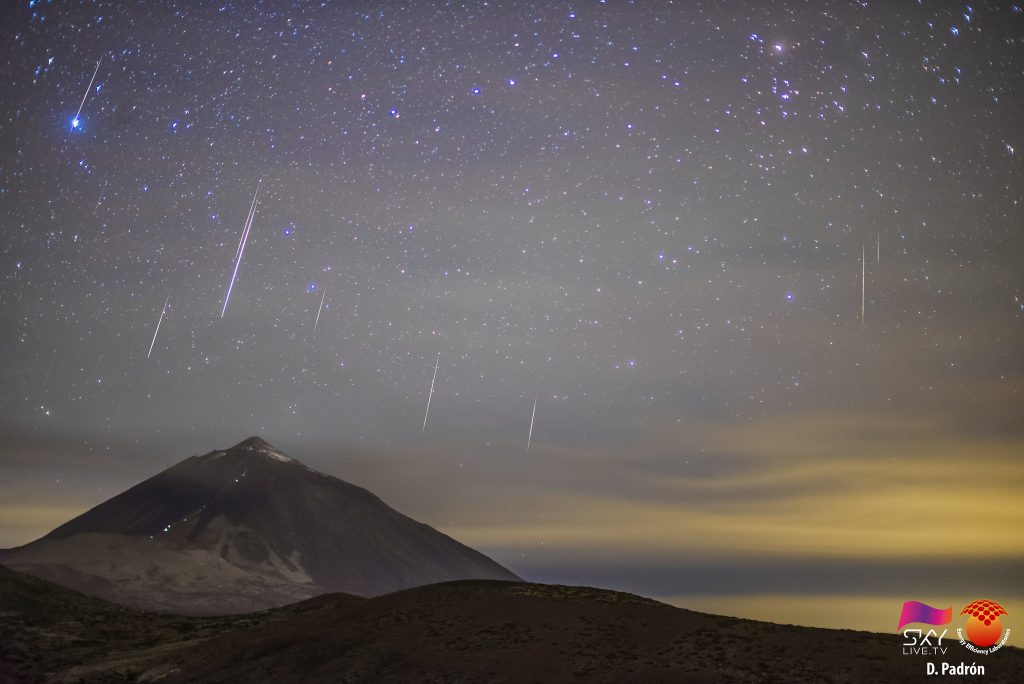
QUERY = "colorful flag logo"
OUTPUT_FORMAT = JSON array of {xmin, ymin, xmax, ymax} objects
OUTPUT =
[{"xmin": 897, "ymin": 600, "xmax": 953, "ymax": 632}]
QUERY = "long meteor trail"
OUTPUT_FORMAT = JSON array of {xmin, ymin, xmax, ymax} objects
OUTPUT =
[
  {"xmin": 221, "ymin": 181, "xmax": 261, "ymax": 318},
  {"xmin": 234, "ymin": 181, "xmax": 260, "ymax": 264},
  {"xmin": 148, "ymin": 295, "xmax": 169, "ymax": 359},
  {"xmin": 72, "ymin": 57, "xmax": 103, "ymax": 129},
  {"xmin": 527, "ymin": 395, "xmax": 537, "ymax": 450},
  {"xmin": 422, "ymin": 352, "xmax": 440, "ymax": 432}
]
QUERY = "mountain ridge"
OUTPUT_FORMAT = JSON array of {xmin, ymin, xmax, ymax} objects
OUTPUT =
[{"xmin": 3, "ymin": 565, "xmax": 1022, "ymax": 683}]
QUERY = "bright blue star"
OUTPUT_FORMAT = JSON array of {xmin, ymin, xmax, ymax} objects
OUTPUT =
[{"xmin": 71, "ymin": 117, "xmax": 80, "ymax": 129}]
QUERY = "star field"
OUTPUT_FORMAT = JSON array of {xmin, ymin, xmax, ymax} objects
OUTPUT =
[{"xmin": 1, "ymin": 1, "xmax": 1022, "ymax": 631}]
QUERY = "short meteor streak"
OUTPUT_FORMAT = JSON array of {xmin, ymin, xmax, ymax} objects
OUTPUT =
[
  {"xmin": 221, "ymin": 181, "xmax": 261, "ymax": 318},
  {"xmin": 527, "ymin": 395, "xmax": 537, "ymax": 450},
  {"xmin": 93, "ymin": 180, "xmax": 108, "ymax": 215},
  {"xmin": 422, "ymin": 352, "xmax": 440, "ymax": 432},
  {"xmin": 41, "ymin": 354, "xmax": 55, "ymax": 392},
  {"xmin": 148, "ymin": 295, "xmax": 170, "ymax": 359},
  {"xmin": 861, "ymin": 242, "xmax": 866, "ymax": 328},
  {"xmin": 72, "ymin": 56, "xmax": 103, "ymax": 129},
  {"xmin": 313, "ymin": 289, "xmax": 326, "ymax": 334}
]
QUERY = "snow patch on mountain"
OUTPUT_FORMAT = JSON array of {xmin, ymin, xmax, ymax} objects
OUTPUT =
[{"xmin": 237, "ymin": 438, "xmax": 293, "ymax": 462}]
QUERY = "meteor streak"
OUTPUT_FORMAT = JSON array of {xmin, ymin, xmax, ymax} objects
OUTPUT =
[
  {"xmin": 527, "ymin": 395, "xmax": 537, "ymax": 450},
  {"xmin": 221, "ymin": 181, "xmax": 261, "ymax": 318},
  {"xmin": 148, "ymin": 295, "xmax": 169, "ymax": 359},
  {"xmin": 234, "ymin": 181, "xmax": 260, "ymax": 264},
  {"xmin": 861, "ymin": 242, "xmax": 866, "ymax": 328},
  {"xmin": 41, "ymin": 354, "xmax": 55, "ymax": 392},
  {"xmin": 422, "ymin": 352, "xmax": 440, "ymax": 432},
  {"xmin": 93, "ymin": 180, "xmax": 108, "ymax": 215},
  {"xmin": 313, "ymin": 289, "xmax": 326, "ymax": 334},
  {"xmin": 72, "ymin": 57, "xmax": 102, "ymax": 129}
]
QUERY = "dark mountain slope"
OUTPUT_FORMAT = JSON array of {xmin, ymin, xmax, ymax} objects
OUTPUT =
[{"xmin": 0, "ymin": 437, "xmax": 518, "ymax": 614}]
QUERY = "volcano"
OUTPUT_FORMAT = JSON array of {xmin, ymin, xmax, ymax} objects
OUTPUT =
[{"xmin": 0, "ymin": 437, "xmax": 518, "ymax": 614}]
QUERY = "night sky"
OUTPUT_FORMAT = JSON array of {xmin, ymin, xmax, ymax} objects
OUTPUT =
[{"xmin": 1, "ymin": 1, "xmax": 1022, "ymax": 632}]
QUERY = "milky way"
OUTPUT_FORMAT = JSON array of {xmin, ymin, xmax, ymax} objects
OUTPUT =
[{"xmin": 1, "ymin": 1, "xmax": 1022, "ymax": 631}]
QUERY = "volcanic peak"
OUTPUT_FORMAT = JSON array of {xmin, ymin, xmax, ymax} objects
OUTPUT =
[{"xmin": 224, "ymin": 436, "xmax": 294, "ymax": 463}]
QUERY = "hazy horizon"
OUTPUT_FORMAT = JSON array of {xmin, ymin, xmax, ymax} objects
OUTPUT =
[{"xmin": 3, "ymin": 429, "xmax": 1020, "ymax": 633}]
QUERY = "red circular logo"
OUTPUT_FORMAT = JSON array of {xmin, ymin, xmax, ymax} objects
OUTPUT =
[{"xmin": 960, "ymin": 599, "xmax": 1007, "ymax": 648}]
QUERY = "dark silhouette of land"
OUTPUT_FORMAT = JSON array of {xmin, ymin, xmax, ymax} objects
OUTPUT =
[{"xmin": 2, "ymin": 565, "xmax": 1020, "ymax": 683}]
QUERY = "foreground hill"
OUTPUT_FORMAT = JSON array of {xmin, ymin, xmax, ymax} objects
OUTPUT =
[
  {"xmin": 1, "ymin": 566, "xmax": 1019, "ymax": 683},
  {"xmin": 0, "ymin": 437, "xmax": 518, "ymax": 614}
]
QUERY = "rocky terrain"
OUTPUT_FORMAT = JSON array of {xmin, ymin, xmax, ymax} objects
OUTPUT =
[{"xmin": 2, "ymin": 565, "xmax": 1020, "ymax": 683}]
